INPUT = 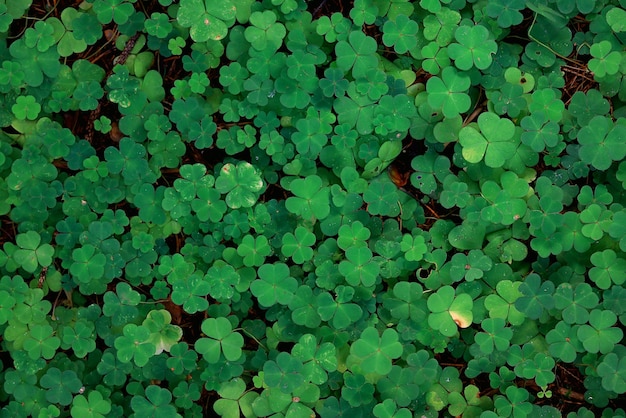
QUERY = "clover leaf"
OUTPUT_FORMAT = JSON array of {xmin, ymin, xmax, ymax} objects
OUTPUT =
[
  {"xmin": 339, "ymin": 246, "xmax": 380, "ymax": 287},
  {"xmin": 459, "ymin": 112, "xmax": 516, "ymax": 167},
  {"xmin": 382, "ymin": 14, "xmax": 419, "ymax": 55},
  {"xmin": 348, "ymin": 327, "xmax": 403, "ymax": 375},
  {"xmin": 426, "ymin": 66, "xmax": 471, "ymax": 118},
  {"xmin": 577, "ymin": 310, "xmax": 623, "ymax": 354},
  {"xmin": 170, "ymin": 272, "xmax": 210, "ymax": 314},
  {"xmin": 21, "ymin": 322, "xmax": 60, "ymax": 361},
  {"xmin": 335, "ymin": 31, "xmax": 379, "ymax": 78},
  {"xmin": 12, "ymin": 231, "xmax": 53, "ymax": 273},
  {"xmin": 264, "ymin": 352, "xmax": 305, "ymax": 394},
  {"xmin": 250, "ymin": 262, "xmax": 297, "ymax": 307},
  {"xmin": 236, "ymin": 234, "xmax": 271, "ymax": 267},
  {"xmin": 577, "ymin": 115, "xmax": 626, "ymax": 170},
  {"xmin": 448, "ymin": 24, "xmax": 497, "ymax": 70},
  {"xmin": 177, "ymin": 0, "xmax": 236, "ymax": 42},
  {"xmin": 114, "ymin": 324, "xmax": 156, "ymax": 367},
  {"xmin": 40, "ymin": 367, "xmax": 83, "ymax": 406},
  {"xmin": 215, "ymin": 162, "xmax": 265, "ymax": 209},
  {"xmin": 588, "ymin": 40, "xmax": 622, "ymax": 78},
  {"xmin": 515, "ymin": 274, "xmax": 554, "ymax": 320},
  {"xmin": 485, "ymin": 0, "xmax": 525, "ymax": 28},
  {"xmin": 316, "ymin": 286, "xmax": 363, "ymax": 329},
  {"xmin": 520, "ymin": 112, "xmax": 561, "ymax": 152},
  {"xmin": 282, "ymin": 226, "xmax": 315, "ymax": 264},
  {"xmin": 427, "ymin": 286, "xmax": 473, "ymax": 337},
  {"xmin": 213, "ymin": 378, "xmax": 258, "ymax": 418},
  {"xmin": 244, "ymin": 10, "xmax": 286, "ymax": 52},
  {"xmin": 130, "ymin": 386, "xmax": 179, "ymax": 418},
  {"xmin": 285, "ymin": 175, "xmax": 331, "ymax": 220},
  {"xmin": 545, "ymin": 321, "xmax": 582, "ymax": 363},
  {"xmin": 71, "ymin": 391, "xmax": 112, "ymax": 418},
  {"xmin": 589, "ymin": 249, "xmax": 626, "ymax": 290},
  {"xmin": 597, "ymin": 353, "xmax": 626, "ymax": 394},
  {"xmin": 195, "ymin": 317, "xmax": 244, "ymax": 363},
  {"xmin": 474, "ymin": 318, "xmax": 512, "ymax": 355}
]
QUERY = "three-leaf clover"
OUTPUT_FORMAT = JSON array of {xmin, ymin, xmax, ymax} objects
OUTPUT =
[
  {"xmin": 215, "ymin": 162, "xmax": 265, "ymax": 209},
  {"xmin": 348, "ymin": 327, "xmax": 403, "ymax": 375},
  {"xmin": 71, "ymin": 391, "xmax": 112, "ymax": 418},
  {"xmin": 577, "ymin": 310, "xmax": 623, "ymax": 354},
  {"xmin": 282, "ymin": 226, "xmax": 316, "ymax": 264},
  {"xmin": 577, "ymin": 115, "xmax": 626, "ymax": 170},
  {"xmin": 426, "ymin": 66, "xmax": 471, "ymax": 118},
  {"xmin": 250, "ymin": 263, "xmax": 297, "ymax": 307},
  {"xmin": 382, "ymin": 14, "xmax": 419, "ymax": 55},
  {"xmin": 427, "ymin": 285, "xmax": 473, "ymax": 337},
  {"xmin": 195, "ymin": 317, "xmax": 244, "ymax": 363},
  {"xmin": 459, "ymin": 112, "xmax": 517, "ymax": 167},
  {"xmin": 113, "ymin": 324, "xmax": 156, "ymax": 367},
  {"xmin": 335, "ymin": 31, "xmax": 379, "ymax": 78},
  {"xmin": 12, "ymin": 231, "xmax": 54, "ymax": 273},
  {"xmin": 448, "ymin": 25, "xmax": 497, "ymax": 70},
  {"xmin": 285, "ymin": 175, "xmax": 331, "ymax": 220},
  {"xmin": 177, "ymin": 0, "xmax": 236, "ymax": 42},
  {"xmin": 130, "ymin": 386, "xmax": 180, "ymax": 418}
]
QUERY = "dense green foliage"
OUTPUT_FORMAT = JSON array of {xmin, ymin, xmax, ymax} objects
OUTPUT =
[{"xmin": 1, "ymin": 0, "xmax": 626, "ymax": 416}]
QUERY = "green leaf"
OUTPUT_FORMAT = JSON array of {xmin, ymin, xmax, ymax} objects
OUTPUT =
[
  {"xmin": 335, "ymin": 31, "xmax": 379, "ymax": 78},
  {"xmin": 448, "ymin": 25, "xmax": 497, "ymax": 70},
  {"xmin": 349, "ymin": 327, "xmax": 403, "ymax": 375},
  {"xmin": 23, "ymin": 323, "xmax": 60, "ymax": 360},
  {"xmin": 113, "ymin": 324, "xmax": 156, "ymax": 367},
  {"xmin": 264, "ymin": 352, "xmax": 305, "ymax": 393},
  {"xmin": 577, "ymin": 115, "xmax": 626, "ymax": 170},
  {"xmin": 71, "ymin": 391, "xmax": 112, "ymax": 418},
  {"xmin": 339, "ymin": 246, "xmax": 380, "ymax": 287},
  {"xmin": 515, "ymin": 274, "xmax": 554, "ymax": 320},
  {"xmin": 427, "ymin": 285, "xmax": 473, "ymax": 337},
  {"xmin": 588, "ymin": 40, "xmax": 622, "ymax": 78},
  {"xmin": 215, "ymin": 162, "xmax": 265, "ymax": 209},
  {"xmin": 485, "ymin": 0, "xmax": 525, "ymax": 28},
  {"xmin": 597, "ymin": 353, "xmax": 626, "ymax": 394},
  {"xmin": 474, "ymin": 318, "xmax": 512, "ymax": 354},
  {"xmin": 606, "ymin": 7, "xmax": 626, "ymax": 32},
  {"xmin": 244, "ymin": 10, "xmax": 286, "ymax": 52},
  {"xmin": 577, "ymin": 309, "xmax": 623, "ymax": 354},
  {"xmin": 40, "ymin": 368, "xmax": 83, "ymax": 406},
  {"xmin": 177, "ymin": 0, "xmax": 236, "ymax": 42},
  {"xmin": 285, "ymin": 175, "xmax": 331, "ymax": 220},
  {"xmin": 195, "ymin": 317, "xmax": 244, "ymax": 363},
  {"xmin": 92, "ymin": 0, "xmax": 135, "ymax": 24},
  {"xmin": 426, "ymin": 66, "xmax": 471, "ymax": 118},
  {"xmin": 251, "ymin": 262, "xmax": 298, "ymax": 307},
  {"xmin": 12, "ymin": 231, "xmax": 54, "ymax": 273},
  {"xmin": 382, "ymin": 14, "xmax": 419, "ymax": 55},
  {"xmin": 281, "ymin": 226, "xmax": 316, "ymax": 264},
  {"xmin": 316, "ymin": 287, "xmax": 363, "ymax": 329},
  {"xmin": 130, "ymin": 385, "xmax": 179, "ymax": 418}
]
